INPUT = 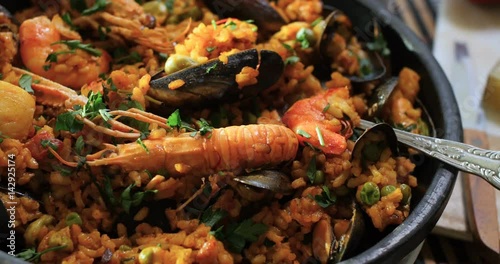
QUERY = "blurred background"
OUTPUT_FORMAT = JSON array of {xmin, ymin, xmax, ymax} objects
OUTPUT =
[{"xmin": 380, "ymin": 0, "xmax": 500, "ymax": 263}]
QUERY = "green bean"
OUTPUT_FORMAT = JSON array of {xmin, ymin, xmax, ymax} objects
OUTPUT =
[
  {"xmin": 360, "ymin": 182, "xmax": 380, "ymax": 206},
  {"xmin": 313, "ymin": 170, "xmax": 325, "ymax": 184},
  {"xmin": 381, "ymin": 185, "xmax": 396, "ymax": 196},
  {"xmin": 164, "ymin": 54, "xmax": 198, "ymax": 75},
  {"xmin": 400, "ymin": 184, "xmax": 412, "ymax": 205}
]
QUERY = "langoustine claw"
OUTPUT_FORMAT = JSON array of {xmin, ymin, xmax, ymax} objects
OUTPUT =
[{"xmin": 282, "ymin": 86, "xmax": 359, "ymax": 155}]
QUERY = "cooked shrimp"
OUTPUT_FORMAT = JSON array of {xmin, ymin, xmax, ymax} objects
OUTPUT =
[
  {"xmin": 85, "ymin": 124, "xmax": 299, "ymax": 177},
  {"xmin": 282, "ymin": 86, "xmax": 359, "ymax": 155},
  {"xmin": 0, "ymin": 81, "xmax": 35, "ymax": 140},
  {"xmin": 19, "ymin": 16, "xmax": 111, "ymax": 89}
]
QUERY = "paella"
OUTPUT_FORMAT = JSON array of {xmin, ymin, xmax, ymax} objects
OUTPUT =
[{"xmin": 0, "ymin": 0, "xmax": 429, "ymax": 263}]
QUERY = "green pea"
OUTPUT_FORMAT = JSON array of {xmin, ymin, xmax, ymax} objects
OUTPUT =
[
  {"xmin": 164, "ymin": 54, "xmax": 198, "ymax": 75},
  {"xmin": 313, "ymin": 170, "xmax": 325, "ymax": 184},
  {"xmin": 360, "ymin": 182, "xmax": 380, "ymax": 206},
  {"xmin": 400, "ymin": 184, "xmax": 412, "ymax": 205},
  {"xmin": 65, "ymin": 212, "xmax": 82, "ymax": 226},
  {"xmin": 381, "ymin": 185, "xmax": 396, "ymax": 196},
  {"xmin": 362, "ymin": 143, "xmax": 382, "ymax": 162},
  {"xmin": 138, "ymin": 247, "xmax": 155, "ymax": 264},
  {"xmin": 142, "ymin": 1, "xmax": 168, "ymax": 22},
  {"xmin": 119, "ymin": 245, "xmax": 132, "ymax": 251}
]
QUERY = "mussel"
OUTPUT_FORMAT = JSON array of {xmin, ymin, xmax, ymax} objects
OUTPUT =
[
  {"xmin": 312, "ymin": 200, "xmax": 364, "ymax": 263},
  {"xmin": 233, "ymin": 170, "xmax": 293, "ymax": 195},
  {"xmin": 315, "ymin": 7, "xmax": 387, "ymax": 83},
  {"xmin": 202, "ymin": 0, "xmax": 287, "ymax": 38},
  {"xmin": 148, "ymin": 49, "xmax": 284, "ymax": 109}
]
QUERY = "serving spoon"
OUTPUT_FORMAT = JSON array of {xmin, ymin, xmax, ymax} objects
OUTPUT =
[{"xmin": 359, "ymin": 119, "xmax": 500, "ymax": 190}]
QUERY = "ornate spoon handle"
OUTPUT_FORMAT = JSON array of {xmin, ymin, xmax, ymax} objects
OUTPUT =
[{"xmin": 359, "ymin": 119, "xmax": 500, "ymax": 190}]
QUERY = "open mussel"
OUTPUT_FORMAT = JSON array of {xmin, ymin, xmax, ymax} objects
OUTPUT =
[
  {"xmin": 233, "ymin": 170, "xmax": 293, "ymax": 196},
  {"xmin": 312, "ymin": 200, "xmax": 364, "ymax": 263},
  {"xmin": 202, "ymin": 0, "xmax": 287, "ymax": 38},
  {"xmin": 315, "ymin": 7, "xmax": 386, "ymax": 83},
  {"xmin": 148, "ymin": 49, "xmax": 284, "ymax": 109}
]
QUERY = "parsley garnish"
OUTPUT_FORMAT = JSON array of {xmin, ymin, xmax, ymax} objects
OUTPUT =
[
  {"xmin": 306, "ymin": 155, "xmax": 317, "ymax": 183},
  {"xmin": 167, "ymin": 109, "xmax": 182, "ymax": 128},
  {"xmin": 224, "ymin": 21, "xmax": 237, "ymax": 30},
  {"xmin": 52, "ymin": 40, "xmax": 102, "ymax": 56},
  {"xmin": 311, "ymin": 186, "xmax": 336, "ymax": 208},
  {"xmin": 282, "ymin": 42, "xmax": 293, "ymax": 51},
  {"xmin": 297, "ymin": 129, "xmax": 311, "ymax": 139},
  {"xmin": 75, "ymin": 136, "xmax": 85, "ymax": 155},
  {"xmin": 44, "ymin": 50, "xmax": 76, "ymax": 70},
  {"xmin": 136, "ymin": 138, "xmax": 149, "ymax": 153},
  {"xmin": 284, "ymin": 56, "xmax": 299, "ymax": 65},
  {"xmin": 61, "ymin": 13, "xmax": 77, "ymax": 30},
  {"xmin": 98, "ymin": 25, "xmax": 110, "ymax": 41},
  {"xmin": 212, "ymin": 219, "xmax": 268, "ymax": 253},
  {"xmin": 315, "ymin": 126, "xmax": 325, "ymax": 147},
  {"xmin": 0, "ymin": 132, "xmax": 10, "ymax": 144},
  {"xmin": 243, "ymin": 19, "xmax": 254, "ymax": 24},
  {"xmin": 296, "ymin": 28, "xmax": 312, "ymax": 48},
  {"xmin": 322, "ymin": 103, "xmax": 330, "ymax": 113},
  {"xmin": 120, "ymin": 183, "xmax": 157, "ymax": 214},
  {"xmin": 206, "ymin": 63, "xmax": 217, "ymax": 73},
  {"xmin": 201, "ymin": 207, "xmax": 227, "ymax": 227},
  {"xmin": 40, "ymin": 139, "xmax": 58, "ymax": 150},
  {"xmin": 19, "ymin": 74, "xmax": 34, "ymax": 94},
  {"xmin": 16, "ymin": 245, "xmax": 67, "ymax": 263},
  {"xmin": 115, "ymin": 51, "xmax": 142, "ymax": 64},
  {"xmin": 81, "ymin": 0, "xmax": 109, "ymax": 16},
  {"xmin": 197, "ymin": 118, "xmax": 213, "ymax": 136},
  {"xmin": 394, "ymin": 123, "xmax": 417, "ymax": 132},
  {"xmin": 211, "ymin": 19, "xmax": 217, "ymax": 30},
  {"xmin": 206, "ymin": 46, "xmax": 216, "ymax": 53},
  {"xmin": 55, "ymin": 92, "xmax": 110, "ymax": 133},
  {"xmin": 165, "ymin": 0, "xmax": 175, "ymax": 12},
  {"xmin": 311, "ymin": 17, "xmax": 323, "ymax": 27},
  {"xmin": 366, "ymin": 32, "xmax": 390, "ymax": 56}
]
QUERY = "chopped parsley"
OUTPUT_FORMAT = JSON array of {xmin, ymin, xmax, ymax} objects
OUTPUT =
[
  {"xmin": 98, "ymin": 25, "xmax": 111, "ymax": 41},
  {"xmin": 297, "ymin": 129, "xmax": 311, "ymax": 139},
  {"xmin": 61, "ymin": 13, "xmax": 77, "ymax": 30},
  {"xmin": 306, "ymin": 155, "xmax": 317, "ymax": 184},
  {"xmin": 322, "ymin": 103, "xmax": 330, "ymax": 113},
  {"xmin": 197, "ymin": 118, "xmax": 213, "ymax": 136},
  {"xmin": 211, "ymin": 19, "xmax": 217, "ymax": 30},
  {"xmin": 120, "ymin": 183, "xmax": 157, "ymax": 214},
  {"xmin": 167, "ymin": 109, "xmax": 182, "ymax": 128},
  {"xmin": 206, "ymin": 63, "xmax": 217, "ymax": 73},
  {"xmin": 394, "ymin": 122, "xmax": 417, "ymax": 132},
  {"xmin": 359, "ymin": 57, "xmax": 372, "ymax": 77},
  {"xmin": 75, "ymin": 136, "xmax": 85, "ymax": 155},
  {"xmin": 114, "ymin": 51, "xmax": 142, "ymax": 64},
  {"xmin": 311, "ymin": 17, "xmax": 323, "ymax": 27},
  {"xmin": 81, "ymin": 0, "xmax": 109, "ymax": 16},
  {"xmin": 40, "ymin": 139, "xmax": 58, "ymax": 150},
  {"xmin": 366, "ymin": 32, "xmax": 390, "ymax": 56},
  {"xmin": 19, "ymin": 74, "xmax": 34, "ymax": 94},
  {"xmin": 16, "ymin": 245, "xmax": 67, "ymax": 263},
  {"xmin": 315, "ymin": 126, "xmax": 325, "ymax": 147},
  {"xmin": 211, "ymin": 219, "xmax": 268, "ymax": 253},
  {"xmin": 55, "ymin": 92, "xmax": 110, "ymax": 133},
  {"xmin": 282, "ymin": 42, "xmax": 293, "ymax": 51},
  {"xmin": 206, "ymin": 46, "xmax": 216, "ymax": 53},
  {"xmin": 52, "ymin": 40, "xmax": 102, "ymax": 56},
  {"xmin": 165, "ymin": 0, "xmax": 175, "ymax": 12},
  {"xmin": 284, "ymin": 56, "xmax": 299, "ymax": 65},
  {"xmin": 296, "ymin": 27, "xmax": 313, "ymax": 49},
  {"xmin": 201, "ymin": 207, "xmax": 227, "ymax": 227},
  {"xmin": 136, "ymin": 138, "xmax": 149, "ymax": 153},
  {"xmin": 310, "ymin": 185, "xmax": 336, "ymax": 208},
  {"xmin": 0, "ymin": 132, "xmax": 9, "ymax": 144},
  {"xmin": 224, "ymin": 21, "xmax": 237, "ymax": 30},
  {"xmin": 44, "ymin": 50, "xmax": 76, "ymax": 70}
]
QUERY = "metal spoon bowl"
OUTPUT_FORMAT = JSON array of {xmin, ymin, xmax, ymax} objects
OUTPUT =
[{"xmin": 359, "ymin": 119, "xmax": 500, "ymax": 190}]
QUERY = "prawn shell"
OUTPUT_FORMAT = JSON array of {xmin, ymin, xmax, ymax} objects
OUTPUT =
[{"xmin": 87, "ymin": 124, "xmax": 299, "ymax": 177}]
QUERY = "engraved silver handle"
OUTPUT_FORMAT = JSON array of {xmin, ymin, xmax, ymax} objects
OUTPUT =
[{"xmin": 359, "ymin": 119, "xmax": 500, "ymax": 190}]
